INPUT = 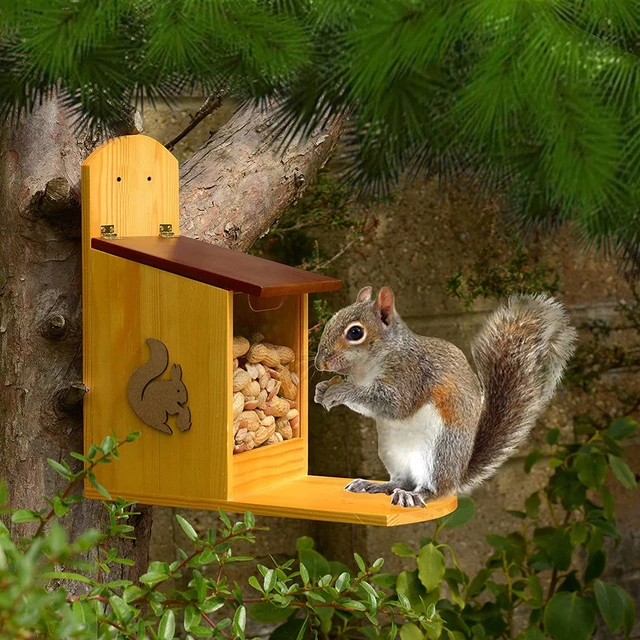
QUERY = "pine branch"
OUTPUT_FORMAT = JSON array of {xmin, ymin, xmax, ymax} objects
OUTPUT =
[{"xmin": 164, "ymin": 90, "xmax": 226, "ymax": 151}]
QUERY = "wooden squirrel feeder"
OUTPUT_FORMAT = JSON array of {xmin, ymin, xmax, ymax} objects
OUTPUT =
[{"xmin": 81, "ymin": 135, "xmax": 457, "ymax": 526}]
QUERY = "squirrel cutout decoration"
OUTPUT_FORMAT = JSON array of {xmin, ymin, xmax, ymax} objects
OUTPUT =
[
  {"xmin": 314, "ymin": 287, "xmax": 577, "ymax": 508},
  {"xmin": 127, "ymin": 338, "xmax": 192, "ymax": 434}
]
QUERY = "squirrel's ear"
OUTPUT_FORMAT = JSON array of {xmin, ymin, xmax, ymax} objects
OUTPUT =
[
  {"xmin": 375, "ymin": 287, "xmax": 396, "ymax": 325},
  {"xmin": 356, "ymin": 286, "xmax": 373, "ymax": 303},
  {"xmin": 172, "ymin": 364, "xmax": 182, "ymax": 381}
]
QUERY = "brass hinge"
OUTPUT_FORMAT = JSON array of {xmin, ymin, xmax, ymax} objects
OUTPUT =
[
  {"xmin": 159, "ymin": 224, "xmax": 175, "ymax": 238},
  {"xmin": 100, "ymin": 224, "xmax": 118, "ymax": 240}
]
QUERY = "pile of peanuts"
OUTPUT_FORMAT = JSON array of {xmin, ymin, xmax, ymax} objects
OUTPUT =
[{"xmin": 232, "ymin": 332, "xmax": 300, "ymax": 454}]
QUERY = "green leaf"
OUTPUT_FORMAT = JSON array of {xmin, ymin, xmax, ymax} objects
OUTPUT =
[
  {"xmin": 372, "ymin": 573, "xmax": 397, "ymax": 590},
  {"xmin": 525, "ymin": 492, "xmax": 540, "ymax": 519},
  {"xmin": 438, "ymin": 496, "xmax": 475, "ymax": 528},
  {"xmin": 335, "ymin": 571, "xmax": 350, "ymax": 592},
  {"xmin": 575, "ymin": 453, "xmax": 607, "ymax": 489},
  {"xmin": 417, "ymin": 544, "xmax": 445, "ymax": 592},
  {"xmin": 41, "ymin": 571, "xmax": 94, "ymax": 585},
  {"xmin": 176, "ymin": 514, "xmax": 198, "ymax": 542},
  {"xmin": 248, "ymin": 603, "xmax": 293, "ymax": 624},
  {"xmin": 299, "ymin": 549, "xmax": 330, "ymax": 582},
  {"xmin": 296, "ymin": 536, "xmax": 315, "ymax": 551},
  {"xmin": 110, "ymin": 595, "xmax": 134, "ymax": 625},
  {"xmin": 606, "ymin": 417, "xmax": 637, "ymax": 440},
  {"xmin": 263, "ymin": 568, "xmax": 276, "ymax": 593},
  {"xmin": 546, "ymin": 428, "xmax": 560, "ymax": 445},
  {"xmin": 400, "ymin": 623, "xmax": 423, "ymax": 640},
  {"xmin": 100, "ymin": 436, "xmax": 115, "ymax": 454},
  {"xmin": 570, "ymin": 522, "xmax": 588, "ymax": 545},
  {"xmin": 233, "ymin": 605, "xmax": 246, "ymax": 638},
  {"xmin": 584, "ymin": 549, "xmax": 606, "ymax": 583},
  {"xmin": 544, "ymin": 592, "xmax": 595, "ymax": 640},
  {"xmin": 87, "ymin": 472, "xmax": 111, "ymax": 499},
  {"xmin": 11, "ymin": 509, "xmax": 40, "ymax": 523},
  {"xmin": 299, "ymin": 562, "xmax": 309, "ymax": 585},
  {"xmin": 595, "ymin": 580, "xmax": 625, "ymax": 632},
  {"xmin": 608, "ymin": 455, "xmax": 637, "ymax": 490},
  {"xmin": 47, "ymin": 458, "xmax": 72, "ymax": 478},
  {"xmin": 354, "ymin": 552, "xmax": 366, "ymax": 573},
  {"xmin": 524, "ymin": 450, "xmax": 545, "ymax": 473},
  {"xmin": 270, "ymin": 618, "xmax": 307, "ymax": 640},
  {"xmin": 139, "ymin": 570, "xmax": 169, "ymax": 586},
  {"xmin": 615, "ymin": 585, "xmax": 636, "ymax": 638},
  {"xmin": 158, "ymin": 609, "xmax": 175, "ymax": 640},
  {"xmin": 391, "ymin": 542, "xmax": 415, "ymax": 557},
  {"xmin": 486, "ymin": 534, "xmax": 511, "ymax": 551},
  {"xmin": 184, "ymin": 605, "xmax": 201, "ymax": 632}
]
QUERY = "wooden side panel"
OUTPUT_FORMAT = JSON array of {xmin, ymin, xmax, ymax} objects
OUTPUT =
[{"xmin": 84, "ymin": 251, "xmax": 232, "ymax": 501}]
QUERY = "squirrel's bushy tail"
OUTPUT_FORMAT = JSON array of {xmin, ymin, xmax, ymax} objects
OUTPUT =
[{"xmin": 463, "ymin": 294, "xmax": 577, "ymax": 491}]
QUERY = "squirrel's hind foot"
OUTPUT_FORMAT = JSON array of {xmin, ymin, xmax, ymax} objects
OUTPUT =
[
  {"xmin": 390, "ymin": 488, "xmax": 430, "ymax": 508},
  {"xmin": 344, "ymin": 479, "xmax": 395, "ymax": 495}
]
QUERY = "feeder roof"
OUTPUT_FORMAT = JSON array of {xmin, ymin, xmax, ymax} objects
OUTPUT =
[{"xmin": 92, "ymin": 236, "xmax": 341, "ymax": 297}]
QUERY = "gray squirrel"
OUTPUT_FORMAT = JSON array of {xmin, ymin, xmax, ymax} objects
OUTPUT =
[
  {"xmin": 314, "ymin": 286, "xmax": 577, "ymax": 508},
  {"xmin": 127, "ymin": 338, "xmax": 191, "ymax": 434}
]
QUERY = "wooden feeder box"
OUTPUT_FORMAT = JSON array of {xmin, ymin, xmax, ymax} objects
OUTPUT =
[{"xmin": 81, "ymin": 135, "xmax": 457, "ymax": 526}]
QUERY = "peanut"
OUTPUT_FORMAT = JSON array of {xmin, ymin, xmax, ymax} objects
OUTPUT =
[
  {"xmin": 266, "ymin": 434, "xmax": 280, "ymax": 445},
  {"xmin": 247, "ymin": 343, "xmax": 281, "ymax": 368},
  {"xmin": 249, "ymin": 331, "xmax": 265, "ymax": 344},
  {"xmin": 233, "ymin": 368, "xmax": 251, "ymax": 393},
  {"xmin": 276, "ymin": 417, "xmax": 293, "ymax": 440},
  {"xmin": 245, "ymin": 363, "xmax": 260, "ymax": 379},
  {"xmin": 242, "ymin": 380, "xmax": 260, "ymax": 398},
  {"xmin": 233, "ymin": 336, "xmax": 250, "ymax": 359},
  {"xmin": 257, "ymin": 389, "xmax": 268, "ymax": 410},
  {"xmin": 233, "ymin": 392, "xmax": 245, "ymax": 419},
  {"xmin": 291, "ymin": 372, "xmax": 299, "ymax": 386},
  {"xmin": 261, "ymin": 415, "xmax": 276, "ymax": 427},
  {"xmin": 286, "ymin": 408, "xmax": 299, "ymax": 421},
  {"xmin": 236, "ymin": 410, "xmax": 260, "ymax": 432},
  {"xmin": 259, "ymin": 373, "xmax": 270, "ymax": 389},
  {"xmin": 254, "ymin": 421, "xmax": 276, "ymax": 446},
  {"xmin": 235, "ymin": 427, "xmax": 248, "ymax": 442},
  {"xmin": 243, "ymin": 399, "xmax": 259, "ymax": 411},
  {"xmin": 279, "ymin": 367, "xmax": 297, "ymax": 400},
  {"xmin": 266, "ymin": 395, "xmax": 290, "ymax": 417}
]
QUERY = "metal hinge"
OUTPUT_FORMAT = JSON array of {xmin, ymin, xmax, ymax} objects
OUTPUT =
[
  {"xmin": 159, "ymin": 224, "xmax": 175, "ymax": 238},
  {"xmin": 100, "ymin": 224, "xmax": 118, "ymax": 240}
]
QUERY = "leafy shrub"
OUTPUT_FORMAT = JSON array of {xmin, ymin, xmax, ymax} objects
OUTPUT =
[{"xmin": 1, "ymin": 413, "xmax": 637, "ymax": 639}]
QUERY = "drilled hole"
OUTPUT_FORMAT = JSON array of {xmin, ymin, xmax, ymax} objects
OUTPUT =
[
  {"xmin": 116, "ymin": 177, "xmax": 121, "ymax": 182},
  {"xmin": 147, "ymin": 176, "xmax": 152, "ymax": 181}
]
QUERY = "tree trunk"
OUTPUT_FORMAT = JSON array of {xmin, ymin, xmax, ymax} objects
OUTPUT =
[{"xmin": 0, "ymin": 97, "xmax": 342, "ymax": 580}]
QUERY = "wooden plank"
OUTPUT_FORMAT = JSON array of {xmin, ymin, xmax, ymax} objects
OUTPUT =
[
  {"xmin": 85, "ymin": 476, "xmax": 458, "ymax": 526},
  {"xmin": 84, "ymin": 251, "xmax": 232, "ymax": 501},
  {"xmin": 91, "ymin": 236, "xmax": 342, "ymax": 297},
  {"xmin": 232, "ymin": 439, "xmax": 306, "ymax": 497}
]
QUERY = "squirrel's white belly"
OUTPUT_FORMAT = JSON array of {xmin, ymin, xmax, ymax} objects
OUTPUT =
[{"xmin": 375, "ymin": 402, "xmax": 444, "ymax": 491}]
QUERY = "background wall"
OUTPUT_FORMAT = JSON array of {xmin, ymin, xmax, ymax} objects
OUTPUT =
[{"xmin": 143, "ymin": 102, "xmax": 639, "ymax": 636}]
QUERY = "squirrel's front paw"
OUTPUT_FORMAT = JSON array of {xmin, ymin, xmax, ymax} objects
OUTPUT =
[
  {"xmin": 314, "ymin": 380, "xmax": 331, "ymax": 407},
  {"xmin": 314, "ymin": 380, "xmax": 345, "ymax": 411}
]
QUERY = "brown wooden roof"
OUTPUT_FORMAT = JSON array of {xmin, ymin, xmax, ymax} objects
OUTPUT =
[{"xmin": 92, "ymin": 236, "xmax": 341, "ymax": 297}]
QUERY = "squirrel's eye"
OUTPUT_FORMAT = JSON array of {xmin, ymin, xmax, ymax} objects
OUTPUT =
[{"xmin": 346, "ymin": 325, "xmax": 365, "ymax": 342}]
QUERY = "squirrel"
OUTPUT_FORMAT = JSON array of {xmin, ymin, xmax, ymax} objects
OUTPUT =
[
  {"xmin": 127, "ymin": 338, "xmax": 192, "ymax": 434},
  {"xmin": 314, "ymin": 286, "xmax": 577, "ymax": 508}
]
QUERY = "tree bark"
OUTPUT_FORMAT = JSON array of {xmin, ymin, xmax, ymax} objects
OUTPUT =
[
  {"xmin": 0, "ymin": 98, "xmax": 342, "ymax": 580},
  {"xmin": 180, "ymin": 104, "xmax": 344, "ymax": 250}
]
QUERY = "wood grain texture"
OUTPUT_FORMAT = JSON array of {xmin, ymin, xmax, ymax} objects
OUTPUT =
[
  {"xmin": 85, "ymin": 477, "xmax": 458, "ymax": 526},
  {"xmin": 84, "ymin": 251, "xmax": 232, "ymax": 501},
  {"xmin": 92, "ymin": 236, "xmax": 341, "ymax": 297}
]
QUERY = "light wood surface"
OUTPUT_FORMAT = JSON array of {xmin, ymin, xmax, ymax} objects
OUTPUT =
[
  {"xmin": 85, "ymin": 476, "xmax": 458, "ymax": 526},
  {"xmin": 85, "ymin": 252, "xmax": 232, "ymax": 500}
]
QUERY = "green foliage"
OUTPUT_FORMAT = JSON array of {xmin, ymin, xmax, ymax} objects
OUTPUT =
[
  {"xmin": 2, "ymin": 0, "xmax": 639, "ymax": 265},
  {"xmin": 444, "ymin": 232, "xmax": 560, "ymax": 309}
]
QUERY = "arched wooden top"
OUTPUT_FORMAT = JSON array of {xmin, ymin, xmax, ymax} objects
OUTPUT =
[{"xmin": 81, "ymin": 135, "xmax": 179, "ymax": 248}]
